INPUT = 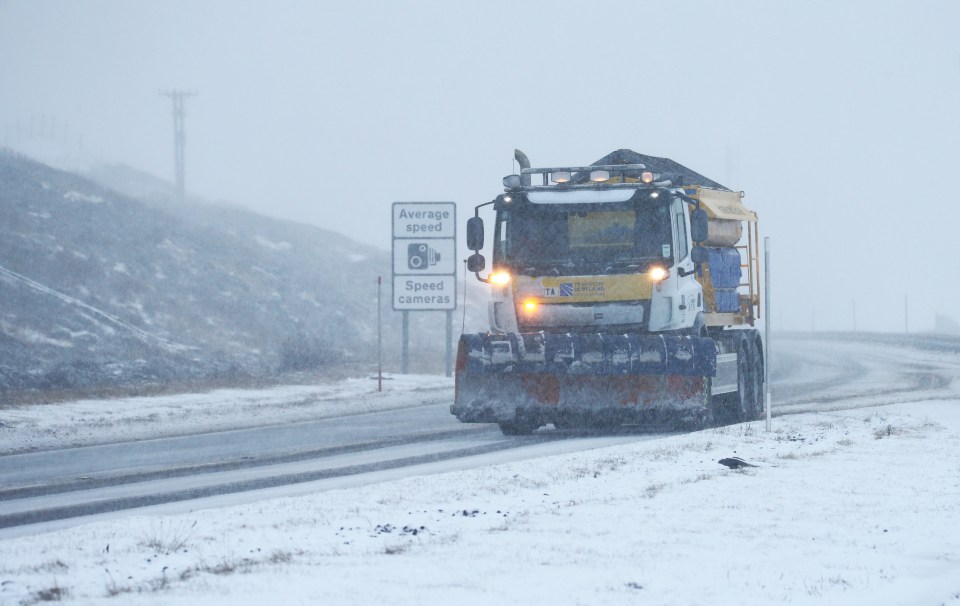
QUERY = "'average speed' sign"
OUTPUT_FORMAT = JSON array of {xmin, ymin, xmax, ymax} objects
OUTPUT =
[{"xmin": 392, "ymin": 202, "xmax": 456, "ymax": 311}]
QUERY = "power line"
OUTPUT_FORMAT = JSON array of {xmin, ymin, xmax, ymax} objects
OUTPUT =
[{"xmin": 159, "ymin": 89, "xmax": 197, "ymax": 200}]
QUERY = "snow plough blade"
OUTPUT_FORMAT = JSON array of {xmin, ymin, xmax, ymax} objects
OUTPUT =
[{"xmin": 452, "ymin": 332, "xmax": 716, "ymax": 433}]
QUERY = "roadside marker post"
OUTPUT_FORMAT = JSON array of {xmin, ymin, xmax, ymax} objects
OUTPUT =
[{"xmin": 764, "ymin": 236, "xmax": 772, "ymax": 432}]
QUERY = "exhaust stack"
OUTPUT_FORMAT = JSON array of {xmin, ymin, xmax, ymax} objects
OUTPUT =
[{"xmin": 515, "ymin": 149, "xmax": 531, "ymax": 186}]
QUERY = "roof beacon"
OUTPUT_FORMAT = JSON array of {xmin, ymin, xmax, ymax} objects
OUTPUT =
[{"xmin": 503, "ymin": 174, "xmax": 522, "ymax": 188}]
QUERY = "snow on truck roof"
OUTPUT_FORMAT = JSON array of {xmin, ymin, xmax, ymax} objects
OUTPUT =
[{"xmin": 573, "ymin": 148, "xmax": 730, "ymax": 191}]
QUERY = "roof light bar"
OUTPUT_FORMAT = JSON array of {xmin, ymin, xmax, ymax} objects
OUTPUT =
[{"xmin": 520, "ymin": 163, "xmax": 646, "ymax": 175}]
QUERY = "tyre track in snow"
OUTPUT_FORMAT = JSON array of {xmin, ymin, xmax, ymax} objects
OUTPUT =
[
  {"xmin": 0, "ymin": 404, "xmax": 663, "ymax": 531},
  {"xmin": 0, "ymin": 425, "xmax": 516, "ymax": 529}
]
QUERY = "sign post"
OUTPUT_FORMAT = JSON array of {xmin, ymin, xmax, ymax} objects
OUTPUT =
[
  {"xmin": 392, "ymin": 202, "xmax": 457, "ymax": 376},
  {"xmin": 377, "ymin": 276, "xmax": 382, "ymax": 392}
]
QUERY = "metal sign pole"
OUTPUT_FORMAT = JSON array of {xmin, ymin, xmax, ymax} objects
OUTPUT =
[
  {"xmin": 402, "ymin": 311, "xmax": 409, "ymax": 374},
  {"xmin": 764, "ymin": 236, "xmax": 772, "ymax": 432},
  {"xmin": 377, "ymin": 276, "xmax": 383, "ymax": 391},
  {"xmin": 445, "ymin": 310, "xmax": 453, "ymax": 377}
]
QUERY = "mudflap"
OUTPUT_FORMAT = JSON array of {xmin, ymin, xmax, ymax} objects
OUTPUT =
[{"xmin": 452, "ymin": 332, "xmax": 715, "ymax": 431}]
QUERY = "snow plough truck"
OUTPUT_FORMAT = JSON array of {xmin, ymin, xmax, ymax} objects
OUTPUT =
[{"xmin": 452, "ymin": 149, "xmax": 764, "ymax": 435}]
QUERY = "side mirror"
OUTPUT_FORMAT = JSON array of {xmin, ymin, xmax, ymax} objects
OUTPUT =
[
  {"xmin": 690, "ymin": 208, "xmax": 709, "ymax": 244},
  {"xmin": 467, "ymin": 253, "xmax": 486, "ymax": 273},
  {"xmin": 466, "ymin": 216, "xmax": 484, "ymax": 251}
]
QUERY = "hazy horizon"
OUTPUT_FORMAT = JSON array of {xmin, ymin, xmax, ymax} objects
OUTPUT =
[{"xmin": 3, "ymin": 0, "xmax": 959, "ymax": 333}]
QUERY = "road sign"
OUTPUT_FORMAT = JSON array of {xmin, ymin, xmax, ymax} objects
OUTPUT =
[
  {"xmin": 392, "ymin": 203, "xmax": 456, "ymax": 239},
  {"xmin": 392, "ymin": 202, "xmax": 456, "ymax": 311},
  {"xmin": 393, "ymin": 276, "xmax": 456, "ymax": 310},
  {"xmin": 392, "ymin": 239, "xmax": 456, "ymax": 275}
]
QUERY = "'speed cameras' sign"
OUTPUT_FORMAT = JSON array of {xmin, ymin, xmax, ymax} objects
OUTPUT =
[{"xmin": 392, "ymin": 202, "xmax": 457, "ymax": 311}]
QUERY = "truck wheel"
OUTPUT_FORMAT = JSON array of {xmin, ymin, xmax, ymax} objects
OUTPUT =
[
  {"xmin": 750, "ymin": 339, "xmax": 765, "ymax": 421},
  {"xmin": 737, "ymin": 336, "xmax": 763, "ymax": 422},
  {"xmin": 732, "ymin": 335, "xmax": 758, "ymax": 422},
  {"xmin": 498, "ymin": 419, "xmax": 539, "ymax": 436}
]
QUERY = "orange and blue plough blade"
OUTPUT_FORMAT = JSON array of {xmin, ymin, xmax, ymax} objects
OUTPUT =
[{"xmin": 452, "ymin": 332, "xmax": 717, "ymax": 427}]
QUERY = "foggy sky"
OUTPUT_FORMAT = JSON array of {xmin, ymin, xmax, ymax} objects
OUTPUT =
[{"xmin": 2, "ymin": 0, "xmax": 959, "ymax": 333}]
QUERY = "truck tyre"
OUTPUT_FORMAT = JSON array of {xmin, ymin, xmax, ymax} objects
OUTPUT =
[
  {"xmin": 740, "ymin": 335, "xmax": 763, "ymax": 421},
  {"xmin": 724, "ymin": 334, "xmax": 758, "ymax": 423},
  {"xmin": 750, "ymin": 338, "xmax": 765, "ymax": 421},
  {"xmin": 498, "ymin": 419, "xmax": 539, "ymax": 436}
]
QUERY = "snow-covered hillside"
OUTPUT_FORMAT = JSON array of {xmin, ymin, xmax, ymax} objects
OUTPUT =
[{"xmin": 0, "ymin": 150, "xmax": 458, "ymax": 395}]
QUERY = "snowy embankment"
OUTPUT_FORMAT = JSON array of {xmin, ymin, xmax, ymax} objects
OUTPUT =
[
  {"xmin": 0, "ymin": 374, "xmax": 452, "ymax": 455},
  {"xmin": 2, "ymin": 388, "xmax": 959, "ymax": 604}
]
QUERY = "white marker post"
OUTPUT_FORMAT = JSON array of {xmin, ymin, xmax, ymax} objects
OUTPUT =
[{"xmin": 764, "ymin": 236, "xmax": 772, "ymax": 432}]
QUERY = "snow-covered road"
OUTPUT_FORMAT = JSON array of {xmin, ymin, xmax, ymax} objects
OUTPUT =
[
  {"xmin": 0, "ymin": 374, "xmax": 457, "ymax": 456},
  {"xmin": 4, "ymin": 333, "xmax": 954, "ymax": 533},
  {"xmin": 1, "ymin": 334, "xmax": 959, "ymax": 604}
]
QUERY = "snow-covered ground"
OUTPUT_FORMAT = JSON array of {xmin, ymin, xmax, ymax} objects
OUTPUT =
[{"xmin": 1, "ymin": 376, "xmax": 959, "ymax": 604}]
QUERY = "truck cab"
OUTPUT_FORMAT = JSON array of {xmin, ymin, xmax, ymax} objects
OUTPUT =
[
  {"xmin": 478, "ymin": 187, "xmax": 704, "ymax": 336},
  {"xmin": 468, "ymin": 159, "xmax": 758, "ymax": 337}
]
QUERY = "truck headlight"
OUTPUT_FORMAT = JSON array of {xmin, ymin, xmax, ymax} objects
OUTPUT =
[
  {"xmin": 489, "ymin": 271, "xmax": 511, "ymax": 285},
  {"xmin": 649, "ymin": 266, "xmax": 670, "ymax": 282}
]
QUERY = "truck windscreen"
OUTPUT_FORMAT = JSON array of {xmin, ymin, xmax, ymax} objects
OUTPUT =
[{"xmin": 496, "ymin": 202, "xmax": 673, "ymax": 273}]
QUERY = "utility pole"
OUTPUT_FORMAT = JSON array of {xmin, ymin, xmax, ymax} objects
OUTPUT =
[
  {"xmin": 160, "ymin": 90, "xmax": 196, "ymax": 200},
  {"xmin": 904, "ymin": 294, "xmax": 909, "ymax": 333}
]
